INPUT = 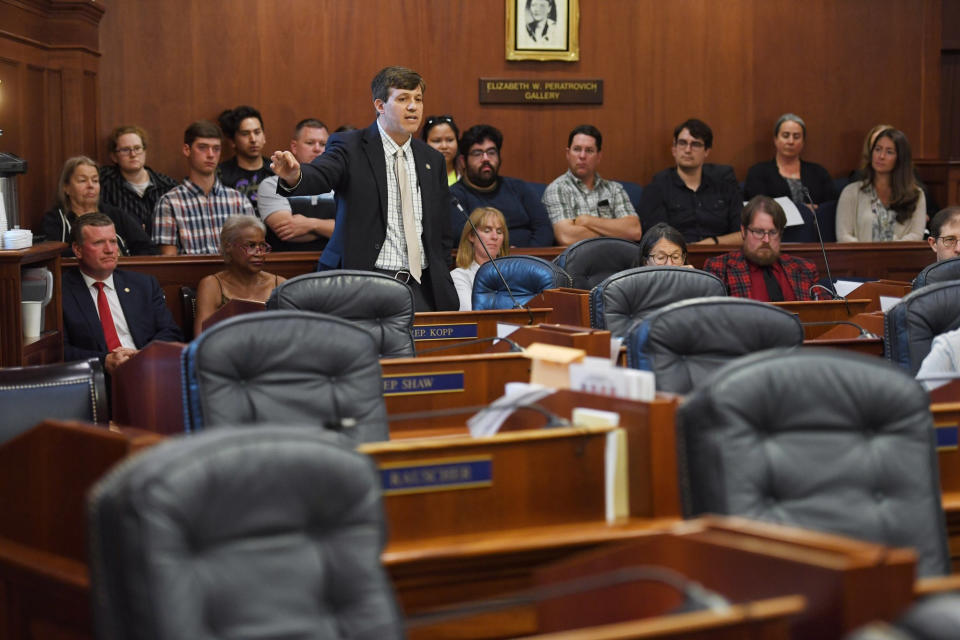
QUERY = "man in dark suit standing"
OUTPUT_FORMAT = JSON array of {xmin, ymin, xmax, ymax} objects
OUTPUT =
[
  {"xmin": 270, "ymin": 66, "xmax": 458, "ymax": 311},
  {"xmin": 63, "ymin": 213, "xmax": 183, "ymax": 374}
]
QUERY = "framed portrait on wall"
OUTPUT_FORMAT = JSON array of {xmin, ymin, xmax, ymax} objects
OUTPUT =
[{"xmin": 505, "ymin": 0, "xmax": 580, "ymax": 62}]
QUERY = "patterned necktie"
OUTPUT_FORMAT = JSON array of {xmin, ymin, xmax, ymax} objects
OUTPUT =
[
  {"xmin": 395, "ymin": 148, "xmax": 422, "ymax": 283},
  {"xmin": 94, "ymin": 282, "xmax": 122, "ymax": 351}
]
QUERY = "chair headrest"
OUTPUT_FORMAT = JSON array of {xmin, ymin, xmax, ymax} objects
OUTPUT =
[
  {"xmin": 473, "ymin": 255, "xmax": 572, "ymax": 310},
  {"xmin": 553, "ymin": 237, "xmax": 641, "ymax": 290},
  {"xmin": 912, "ymin": 256, "xmax": 960, "ymax": 289},
  {"xmin": 884, "ymin": 280, "xmax": 960, "ymax": 375}
]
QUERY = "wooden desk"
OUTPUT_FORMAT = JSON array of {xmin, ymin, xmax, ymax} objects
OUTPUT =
[{"xmin": 412, "ymin": 308, "xmax": 550, "ymax": 355}]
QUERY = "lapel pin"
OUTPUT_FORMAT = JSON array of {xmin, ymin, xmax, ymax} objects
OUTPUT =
[
  {"xmin": 124, "ymin": 287, "xmax": 131, "ymax": 293},
  {"xmin": 425, "ymin": 163, "xmax": 431, "ymax": 170}
]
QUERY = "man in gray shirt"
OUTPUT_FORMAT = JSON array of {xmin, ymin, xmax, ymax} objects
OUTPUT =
[{"xmin": 542, "ymin": 124, "xmax": 642, "ymax": 245}]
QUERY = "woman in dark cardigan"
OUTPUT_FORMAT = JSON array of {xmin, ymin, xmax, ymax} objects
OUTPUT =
[{"xmin": 744, "ymin": 113, "xmax": 838, "ymax": 208}]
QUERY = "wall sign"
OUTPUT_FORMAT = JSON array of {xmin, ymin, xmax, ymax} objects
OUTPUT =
[{"xmin": 479, "ymin": 78, "xmax": 602, "ymax": 105}]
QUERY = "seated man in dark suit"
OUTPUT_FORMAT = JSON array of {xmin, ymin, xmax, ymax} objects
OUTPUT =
[
  {"xmin": 63, "ymin": 213, "xmax": 183, "ymax": 374},
  {"xmin": 636, "ymin": 118, "xmax": 743, "ymax": 245},
  {"xmin": 703, "ymin": 196, "xmax": 820, "ymax": 301}
]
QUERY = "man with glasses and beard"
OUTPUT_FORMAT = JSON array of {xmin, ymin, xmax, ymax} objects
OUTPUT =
[
  {"xmin": 703, "ymin": 195, "xmax": 820, "ymax": 301},
  {"xmin": 449, "ymin": 124, "xmax": 553, "ymax": 247}
]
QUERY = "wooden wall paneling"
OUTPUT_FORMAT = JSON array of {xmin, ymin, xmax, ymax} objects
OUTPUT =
[
  {"xmin": 90, "ymin": 0, "xmax": 940, "ymax": 199},
  {"xmin": 943, "ymin": 53, "xmax": 960, "ymax": 159}
]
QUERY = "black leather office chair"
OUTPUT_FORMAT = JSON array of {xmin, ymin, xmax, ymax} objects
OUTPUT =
[
  {"xmin": 87, "ymin": 427, "xmax": 403, "ymax": 640},
  {"xmin": 844, "ymin": 592, "xmax": 960, "ymax": 639},
  {"xmin": 472, "ymin": 255, "xmax": 572, "ymax": 310},
  {"xmin": 884, "ymin": 280, "xmax": 960, "ymax": 375},
  {"xmin": 589, "ymin": 266, "xmax": 726, "ymax": 337},
  {"xmin": 677, "ymin": 348, "xmax": 950, "ymax": 578},
  {"xmin": 626, "ymin": 297, "xmax": 804, "ymax": 394},
  {"xmin": 0, "ymin": 358, "xmax": 107, "ymax": 443},
  {"xmin": 181, "ymin": 310, "xmax": 389, "ymax": 442},
  {"xmin": 912, "ymin": 256, "xmax": 960, "ymax": 289},
  {"xmin": 267, "ymin": 270, "xmax": 415, "ymax": 358},
  {"xmin": 553, "ymin": 237, "xmax": 641, "ymax": 290}
]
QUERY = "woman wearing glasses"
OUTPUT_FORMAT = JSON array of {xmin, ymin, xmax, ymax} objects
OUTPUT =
[
  {"xmin": 43, "ymin": 155, "xmax": 157, "ymax": 257},
  {"xmin": 744, "ymin": 113, "xmax": 838, "ymax": 208},
  {"xmin": 98, "ymin": 125, "xmax": 177, "ymax": 236},
  {"xmin": 638, "ymin": 223, "xmax": 688, "ymax": 267},
  {"xmin": 421, "ymin": 115, "xmax": 461, "ymax": 186},
  {"xmin": 836, "ymin": 127, "xmax": 926, "ymax": 242},
  {"xmin": 194, "ymin": 215, "xmax": 285, "ymax": 336}
]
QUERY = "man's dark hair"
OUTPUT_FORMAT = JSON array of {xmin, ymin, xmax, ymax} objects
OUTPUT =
[
  {"xmin": 567, "ymin": 124, "xmax": 602, "ymax": 151},
  {"xmin": 184, "ymin": 120, "xmax": 222, "ymax": 146},
  {"xmin": 293, "ymin": 119, "xmax": 328, "ymax": 138},
  {"xmin": 371, "ymin": 66, "xmax": 425, "ymax": 104},
  {"xmin": 217, "ymin": 105, "xmax": 263, "ymax": 140},
  {"xmin": 71, "ymin": 212, "xmax": 115, "ymax": 245},
  {"xmin": 741, "ymin": 195, "xmax": 787, "ymax": 232},
  {"xmin": 673, "ymin": 118, "xmax": 713, "ymax": 150},
  {"xmin": 459, "ymin": 124, "xmax": 503, "ymax": 158},
  {"xmin": 930, "ymin": 207, "xmax": 960, "ymax": 238}
]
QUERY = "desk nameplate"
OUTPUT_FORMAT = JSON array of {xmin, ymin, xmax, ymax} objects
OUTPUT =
[
  {"xmin": 412, "ymin": 323, "xmax": 479, "ymax": 341},
  {"xmin": 380, "ymin": 456, "xmax": 493, "ymax": 496},
  {"xmin": 382, "ymin": 371, "xmax": 465, "ymax": 396}
]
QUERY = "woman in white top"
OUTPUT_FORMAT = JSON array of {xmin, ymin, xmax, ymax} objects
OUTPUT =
[
  {"xmin": 450, "ymin": 207, "xmax": 509, "ymax": 311},
  {"xmin": 836, "ymin": 127, "xmax": 926, "ymax": 242}
]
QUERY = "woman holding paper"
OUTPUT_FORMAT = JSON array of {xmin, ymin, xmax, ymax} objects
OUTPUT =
[{"xmin": 744, "ymin": 113, "xmax": 838, "ymax": 209}]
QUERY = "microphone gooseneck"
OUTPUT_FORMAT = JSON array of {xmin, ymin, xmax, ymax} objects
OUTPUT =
[
  {"xmin": 800, "ymin": 186, "xmax": 849, "ymax": 314},
  {"xmin": 452, "ymin": 196, "xmax": 535, "ymax": 324}
]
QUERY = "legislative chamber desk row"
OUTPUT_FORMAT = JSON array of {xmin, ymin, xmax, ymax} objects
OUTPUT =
[
  {"xmin": 57, "ymin": 240, "xmax": 934, "ymax": 339},
  {"xmin": 5, "ymin": 374, "xmax": 960, "ymax": 638}
]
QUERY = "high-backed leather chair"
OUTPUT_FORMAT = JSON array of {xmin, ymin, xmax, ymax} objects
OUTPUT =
[
  {"xmin": 677, "ymin": 348, "xmax": 950, "ymax": 577},
  {"xmin": 87, "ymin": 427, "xmax": 403, "ymax": 640},
  {"xmin": 884, "ymin": 280, "xmax": 960, "ymax": 375},
  {"xmin": 0, "ymin": 358, "xmax": 107, "ymax": 443},
  {"xmin": 589, "ymin": 266, "xmax": 726, "ymax": 337},
  {"xmin": 267, "ymin": 270, "xmax": 415, "ymax": 358},
  {"xmin": 553, "ymin": 237, "xmax": 641, "ymax": 290},
  {"xmin": 472, "ymin": 255, "xmax": 572, "ymax": 310},
  {"xmin": 181, "ymin": 310, "xmax": 388, "ymax": 442},
  {"xmin": 912, "ymin": 256, "xmax": 960, "ymax": 289},
  {"xmin": 626, "ymin": 297, "xmax": 803, "ymax": 394}
]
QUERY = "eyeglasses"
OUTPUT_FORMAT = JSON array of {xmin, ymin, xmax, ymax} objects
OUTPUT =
[
  {"xmin": 116, "ymin": 145, "xmax": 145, "ymax": 155},
  {"xmin": 237, "ymin": 241, "xmax": 272, "ymax": 255},
  {"xmin": 674, "ymin": 139, "xmax": 705, "ymax": 150},
  {"xmin": 937, "ymin": 236, "xmax": 958, "ymax": 248},
  {"xmin": 468, "ymin": 148, "xmax": 499, "ymax": 159},
  {"xmin": 745, "ymin": 227, "xmax": 781, "ymax": 240},
  {"xmin": 648, "ymin": 252, "xmax": 685, "ymax": 265},
  {"xmin": 424, "ymin": 115, "xmax": 455, "ymax": 129}
]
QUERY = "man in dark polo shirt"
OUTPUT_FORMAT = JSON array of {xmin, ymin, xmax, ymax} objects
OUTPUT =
[
  {"xmin": 703, "ymin": 195, "xmax": 820, "ymax": 301},
  {"xmin": 636, "ymin": 118, "xmax": 742, "ymax": 245}
]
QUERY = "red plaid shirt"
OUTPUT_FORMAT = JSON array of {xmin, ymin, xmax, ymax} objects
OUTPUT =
[{"xmin": 703, "ymin": 250, "xmax": 820, "ymax": 301}]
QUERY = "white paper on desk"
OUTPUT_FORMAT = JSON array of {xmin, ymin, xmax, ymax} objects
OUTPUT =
[
  {"xmin": 776, "ymin": 197, "xmax": 805, "ymax": 227},
  {"xmin": 880, "ymin": 296, "xmax": 901, "ymax": 312},
  {"xmin": 609, "ymin": 337, "xmax": 623, "ymax": 365},
  {"xmin": 605, "ymin": 428, "xmax": 629, "ymax": 522},
  {"xmin": 467, "ymin": 383, "xmax": 555, "ymax": 438},
  {"xmin": 497, "ymin": 322, "xmax": 520, "ymax": 339},
  {"xmin": 833, "ymin": 280, "xmax": 862, "ymax": 298}
]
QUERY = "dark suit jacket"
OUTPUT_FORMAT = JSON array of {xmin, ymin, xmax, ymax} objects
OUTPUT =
[
  {"xmin": 283, "ymin": 120, "xmax": 458, "ymax": 311},
  {"xmin": 62, "ymin": 268, "xmax": 183, "ymax": 363}
]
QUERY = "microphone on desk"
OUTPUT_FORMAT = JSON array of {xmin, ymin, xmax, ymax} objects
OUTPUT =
[
  {"xmin": 452, "ymin": 196, "xmax": 535, "ymax": 324},
  {"xmin": 387, "ymin": 399, "xmax": 571, "ymax": 429},
  {"xmin": 405, "ymin": 565, "xmax": 731, "ymax": 629},
  {"xmin": 800, "ymin": 186, "xmax": 841, "ymax": 301},
  {"xmin": 416, "ymin": 335, "xmax": 523, "ymax": 356},
  {"xmin": 800, "ymin": 320, "xmax": 880, "ymax": 340}
]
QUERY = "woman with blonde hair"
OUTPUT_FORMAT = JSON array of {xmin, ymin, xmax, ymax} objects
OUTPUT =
[
  {"xmin": 194, "ymin": 215, "xmax": 286, "ymax": 335},
  {"xmin": 451, "ymin": 207, "xmax": 509, "ymax": 310}
]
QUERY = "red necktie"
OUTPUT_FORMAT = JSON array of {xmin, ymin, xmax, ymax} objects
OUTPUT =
[{"xmin": 94, "ymin": 282, "xmax": 122, "ymax": 351}]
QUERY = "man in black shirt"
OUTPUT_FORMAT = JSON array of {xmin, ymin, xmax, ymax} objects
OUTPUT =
[
  {"xmin": 217, "ymin": 105, "xmax": 274, "ymax": 212},
  {"xmin": 636, "ymin": 118, "xmax": 743, "ymax": 245}
]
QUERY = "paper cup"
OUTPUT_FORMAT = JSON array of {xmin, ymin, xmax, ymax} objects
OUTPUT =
[{"xmin": 21, "ymin": 301, "xmax": 42, "ymax": 338}]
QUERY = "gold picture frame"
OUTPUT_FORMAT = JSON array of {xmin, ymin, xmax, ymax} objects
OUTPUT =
[{"xmin": 506, "ymin": 0, "xmax": 580, "ymax": 62}]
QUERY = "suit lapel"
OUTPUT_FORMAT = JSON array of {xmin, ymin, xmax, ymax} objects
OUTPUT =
[
  {"xmin": 65, "ymin": 270, "xmax": 107, "ymax": 351},
  {"xmin": 362, "ymin": 122, "xmax": 389, "ymax": 225},
  {"xmin": 113, "ymin": 271, "xmax": 142, "ymax": 347}
]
